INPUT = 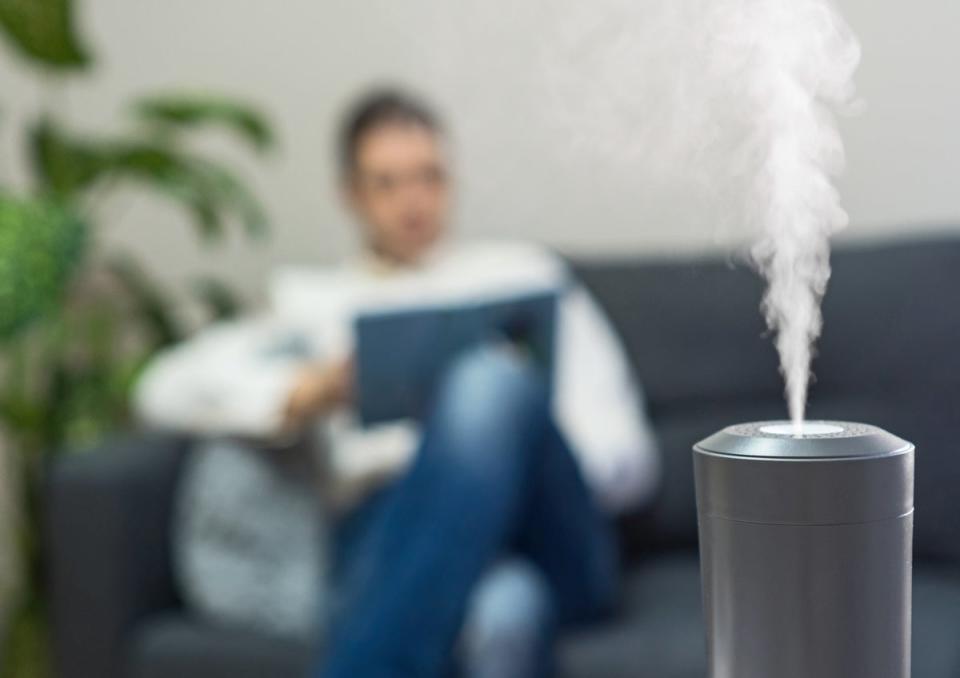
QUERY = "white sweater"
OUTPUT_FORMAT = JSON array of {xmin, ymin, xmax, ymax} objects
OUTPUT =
[{"xmin": 135, "ymin": 240, "xmax": 660, "ymax": 512}]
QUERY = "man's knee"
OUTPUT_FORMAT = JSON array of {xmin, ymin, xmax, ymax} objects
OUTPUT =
[
  {"xmin": 435, "ymin": 344, "xmax": 548, "ymax": 436},
  {"xmin": 462, "ymin": 559, "xmax": 555, "ymax": 669},
  {"xmin": 409, "ymin": 345, "xmax": 553, "ymax": 501}
]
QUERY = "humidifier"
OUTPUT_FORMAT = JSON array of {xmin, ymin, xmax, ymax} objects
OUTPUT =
[{"xmin": 694, "ymin": 420, "xmax": 914, "ymax": 678}]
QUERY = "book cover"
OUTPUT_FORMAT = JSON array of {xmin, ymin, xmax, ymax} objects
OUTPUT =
[{"xmin": 354, "ymin": 289, "xmax": 559, "ymax": 426}]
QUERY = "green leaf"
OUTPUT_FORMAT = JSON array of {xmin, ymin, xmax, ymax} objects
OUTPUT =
[
  {"xmin": 30, "ymin": 120, "xmax": 226, "ymax": 237},
  {"xmin": 29, "ymin": 119, "xmax": 269, "ymax": 241},
  {"xmin": 192, "ymin": 276, "xmax": 243, "ymax": 320},
  {"xmin": 107, "ymin": 256, "xmax": 183, "ymax": 347},
  {"xmin": 191, "ymin": 157, "xmax": 268, "ymax": 238},
  {"xmin": 108, "ymin": 148, "xmax": 269, "ymax": 240},
  {"xmin": 133, "ymin": 93, "xmax": 274, "ymax": 153},
  {"xmin": 0, "ymin": 0, "xmax": 90, "ymax": 70},
  {"xmin": 0, "ymin": 195, "xmax": 87, "ymax": 340},
  {"xmin": 110, "ymin": 145, "xmax": 227, "ymax": 239},
  {"xmin": 104, "ymin": 146, "xmax": 268, "ymax": 239},
  {"xmin": 29, "ymin": 117, "xmax": 110, "ymax": 198}
]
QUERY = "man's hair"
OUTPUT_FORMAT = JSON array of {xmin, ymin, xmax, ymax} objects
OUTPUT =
[{"xmin": 339, "ymin": 88, "xmax": 442, "ymax": 175}]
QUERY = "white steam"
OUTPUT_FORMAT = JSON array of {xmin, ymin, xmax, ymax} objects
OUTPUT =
[{"xmin": 544, "ymin": 0, "xmax": 861, "ymax": 427}]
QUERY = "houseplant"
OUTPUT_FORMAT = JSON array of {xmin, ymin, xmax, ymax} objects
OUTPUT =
[{"xmin": 0, "ymin": 0, "xmax": 275, "ymax": 674}]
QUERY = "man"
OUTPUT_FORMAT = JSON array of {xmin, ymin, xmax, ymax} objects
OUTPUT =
[{"xmin": 136, "ymin": 88, "xmax": 660, "ymax": 678}]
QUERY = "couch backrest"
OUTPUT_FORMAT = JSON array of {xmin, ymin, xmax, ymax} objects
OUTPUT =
[{"xmin": 572, "ymin": 235, "xmax": 960, "ymax": 563}]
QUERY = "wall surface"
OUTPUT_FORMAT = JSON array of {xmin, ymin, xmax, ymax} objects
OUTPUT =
[{"xmin": 1, "ymin": 0, "xmax": 958, "ymax": 302}]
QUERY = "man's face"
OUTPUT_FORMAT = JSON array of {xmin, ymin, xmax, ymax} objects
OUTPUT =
[{"xmin": 346, "ymin": 123, "xmax": 451, "ymax": 264}]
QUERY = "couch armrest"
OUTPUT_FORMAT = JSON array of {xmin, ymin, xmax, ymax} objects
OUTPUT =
[{"xmin": 44, "ymin": 433, "xmax": 189, "ymax": 678}]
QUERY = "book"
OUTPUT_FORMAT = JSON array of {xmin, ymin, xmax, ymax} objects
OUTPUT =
[{"xmin": 354, "ymin": 289, "xmax": 559, "ymax": 426}]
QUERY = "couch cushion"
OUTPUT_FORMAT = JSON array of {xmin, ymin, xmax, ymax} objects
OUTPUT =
[
  {"xmin": 128, "ymin": 559, "xmax": 960, "ymax": 678},
  {"xmin": 913, "ymin": 565, "xmax": 960, "ymax": 678},
  {"xmin": 570, "ymin": 256, "xmax": 781, "ymax": 411},
  {"xmin": 814, "ymin": 238, "xmax": 960, "ymax": 396},
  {"xmin": 560, "ymin": 555, "xmax": 960, "ymax": 678},
  {"xmin": 127, "ymin": 613, "xmax": 310, "ymax": 678},
  {"xmin": 574, "ymin": 236, "xmax": 960, "ymax": 561},
  {"xmin": 571, "ymin": 236, "xmax": 960, "ymax": 413},
  {"xmin": 559, "ymin": 554, "xmax": 706, "ymax": 678}
]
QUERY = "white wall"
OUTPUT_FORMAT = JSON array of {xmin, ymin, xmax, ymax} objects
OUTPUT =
[{"xmin": 1, "ymin": 0, "xmax": 958, "ymax": 302}]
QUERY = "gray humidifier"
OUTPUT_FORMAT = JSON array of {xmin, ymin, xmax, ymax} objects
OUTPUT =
[{"xmin": 693, "ymin": 421, "xmax": 914, "ymax": 678}]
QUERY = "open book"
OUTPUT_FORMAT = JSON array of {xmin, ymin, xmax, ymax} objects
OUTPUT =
[{"xmin": 354, "ymin": 289, "xmax": 559, "ymax": 426}]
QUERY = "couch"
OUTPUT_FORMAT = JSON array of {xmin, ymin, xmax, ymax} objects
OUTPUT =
[{"xmin": 45, "ymin": 235, "xmax": 960, "ymax": 678}]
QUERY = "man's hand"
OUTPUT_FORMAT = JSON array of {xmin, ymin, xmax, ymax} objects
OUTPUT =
[{"xmin": 284, "ymin": 357, "xmax": 354, "ymax": 430}]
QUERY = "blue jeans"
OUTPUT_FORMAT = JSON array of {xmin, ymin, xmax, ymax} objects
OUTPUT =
[{"xmin": 317, "ymin": 345, "xmax": 619, "ymax": 678}]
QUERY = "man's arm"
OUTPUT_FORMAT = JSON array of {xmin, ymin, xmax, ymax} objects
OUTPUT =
[
  {"xmin": 553, "ymin": 284, "xmax": 662, "ymax": 513},
  {"xmin": 134, "ymin": 316, "xmax": 348, "ymax": 438}
]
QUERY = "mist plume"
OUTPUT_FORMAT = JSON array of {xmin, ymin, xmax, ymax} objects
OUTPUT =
[{"xmin": 545, "ymin": 0, "xmax": 861, "ymax": 427}]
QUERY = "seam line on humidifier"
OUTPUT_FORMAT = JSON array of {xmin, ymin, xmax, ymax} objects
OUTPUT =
[
  {"xmin": 695, "ymin": 446, "xmax": 914, "ymax": 462},
  {"xmin": 703, "ymin": 508, "xmax": 914, "ymax": 528}
]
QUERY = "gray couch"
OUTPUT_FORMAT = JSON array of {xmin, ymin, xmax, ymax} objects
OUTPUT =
[{"xmin": 45, "ymin": 235, "xmax": 960, "ymax": 678}]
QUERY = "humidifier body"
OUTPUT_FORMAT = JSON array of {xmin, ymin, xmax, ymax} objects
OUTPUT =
[{"xmin": 694, "ymin": 421, "xmax": 914, "ymax": 678}]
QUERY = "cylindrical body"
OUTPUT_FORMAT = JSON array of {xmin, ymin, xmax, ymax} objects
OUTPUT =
[{"xmin": 694, "ymin": 421, "xmax": 914, "ymax": 678}]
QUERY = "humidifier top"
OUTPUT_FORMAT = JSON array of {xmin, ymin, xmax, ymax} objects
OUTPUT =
[{"xmin": 696, "ymin": 420, "xmax": 912, "ymax": 460}]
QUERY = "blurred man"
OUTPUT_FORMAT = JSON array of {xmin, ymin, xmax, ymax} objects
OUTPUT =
[{"xmin": 136, "ymin": 89, "xmax": 660, "ymax": 678}]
